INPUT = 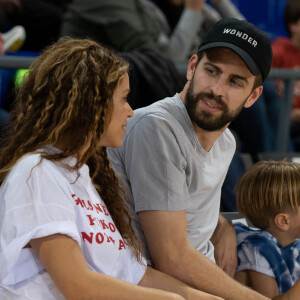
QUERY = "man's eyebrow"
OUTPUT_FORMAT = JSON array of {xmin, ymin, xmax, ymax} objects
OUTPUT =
[
  {"xmin": 203, "ymin": 61, "xmax": 222, "ymax": 73},
  {"xmin": 203, "ymin": 62, "xmax": 250, "ymax": 85}
]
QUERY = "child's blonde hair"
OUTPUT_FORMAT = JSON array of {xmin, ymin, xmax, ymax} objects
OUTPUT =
[{"xmin": 236, "ymin": 160, "xmax": 300, "ymax": 230}]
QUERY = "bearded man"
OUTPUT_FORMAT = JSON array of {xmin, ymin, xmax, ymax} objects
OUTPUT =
[{"xmin": 108, "ymin": 18, "xmax": 272, "ymax": 300}]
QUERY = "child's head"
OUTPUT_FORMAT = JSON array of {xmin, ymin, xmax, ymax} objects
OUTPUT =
[
  {"xmin": 284, "ymin": 0, "xmax": 300, "ymax": 37},
  {"xmin": 236, "ymin": 160, "xmax": 300, "ymax": 230}
]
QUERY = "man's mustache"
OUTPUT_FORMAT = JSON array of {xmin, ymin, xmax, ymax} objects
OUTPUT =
[{"xmin": 195, "ymin": 92, "xmax": 227, "ymax": 111}]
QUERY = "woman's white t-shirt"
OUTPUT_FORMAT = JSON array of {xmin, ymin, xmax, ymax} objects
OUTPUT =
[{"xmin": 0, "ymin": 152, "xmax": 146, "ymax": 299}]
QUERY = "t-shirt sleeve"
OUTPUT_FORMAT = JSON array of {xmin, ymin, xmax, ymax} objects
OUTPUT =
[
  {"xmin": 0, "ymin": 157, "xmax": 80, "ymax": 283},
  {"xmin": 123, "ymin": 114, "xmax": 189, "ymax": 212},
  {"xmin": 236, "ymin": 239, "xmax": 275, "ymax": 278}
]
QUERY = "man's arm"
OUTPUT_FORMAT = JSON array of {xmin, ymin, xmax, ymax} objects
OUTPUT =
[
  {"xmin": 138, "ymin": 210, "xmax": 269, "ymax": 300},
  {"xmin": 211, "ymin": 214, "xmax": 237, "ymax": 277}
]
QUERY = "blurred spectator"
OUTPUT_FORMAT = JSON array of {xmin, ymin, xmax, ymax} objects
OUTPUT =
[
  {"xmin": 61, "ymin": 0, "xmax": 244, "ymax": 64},
  {"xmin": 149, "ymin": 0, "xmax": 245, "ymax": 52},
  {"xmin": 61, "ymin": 0, "xmax": 204, "ymax": 64},
  {"xmin": 60, "ymin": 0, "xmax": 246, "ymax": 109},
  {"xmin": 61, "ymin": 0, "xmax": 186, "ymax": 109},
  {"xmin": 271, "ymin": 0, "xmax": 300, "ymax": 150},
  {"xmin": 0, "ymin": 25, "xmax": 26, "ymax": 128},
  {"xmin": 0, "ymin": 0, "xmax": 70, "ymax": 52}
]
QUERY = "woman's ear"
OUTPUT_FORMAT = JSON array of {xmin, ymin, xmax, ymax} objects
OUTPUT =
[{"xmin": 274, "ymin": 213, "xmax": 290, "ymax": 231}]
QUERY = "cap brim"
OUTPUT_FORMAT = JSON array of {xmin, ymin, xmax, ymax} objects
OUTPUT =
[{"xmin": 198, "ymin": 42, "xmax": 260, "ymax": 76}]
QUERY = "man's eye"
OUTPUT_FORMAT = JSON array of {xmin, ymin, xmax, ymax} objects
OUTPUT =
[
  {"xmin": 231, "ymin": 79, "xmax": 243, "ymax": 87},
  {"xmin": 206, "ymin": 68, "xmax": 215, "ymax": 75}
]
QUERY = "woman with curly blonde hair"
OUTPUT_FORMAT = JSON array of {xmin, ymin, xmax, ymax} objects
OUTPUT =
[{"xmin": 0, "ymin": 38, "xmax": 221, "ymax": 300}]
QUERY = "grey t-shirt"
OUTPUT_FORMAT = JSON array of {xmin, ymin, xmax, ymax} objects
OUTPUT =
[{"xmin": 108, "ymin": 94, "xmax": 235, "ymax": 264}]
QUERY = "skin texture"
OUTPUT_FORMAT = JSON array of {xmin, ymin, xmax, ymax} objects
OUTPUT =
[
  {"xmin": 235, "ymin": 270, "xmax": 279, "ymax": 298},
  {"xmin": 182, "ymin": 49, "xmax": 262, "ymax": 151},
  {"xmin": 99, "ymin": 74, "xmax": 134, "ymax": 148},
  {"xmin": 273, "ymin": 280, "xmax": 300, "ymax": 300},
  {"xmin": 78, "ymin": 74, "xmax": 133, "ymax": 157},
  {"xmin": 30, "ymin": 234, "xmax": 183, "ymax": 300},
  {"xmin": 30, "ymin": 234, "xmax": 223, "ymax": 300}
]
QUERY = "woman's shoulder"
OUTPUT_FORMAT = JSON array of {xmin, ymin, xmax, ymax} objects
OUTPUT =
[
  {"xmin": 8, "ymin": 153, "xmax": 43, "ymax": 178},
  {"xmin": 5, "ymin": 151, "xmax": 62, "ymax": 185}
]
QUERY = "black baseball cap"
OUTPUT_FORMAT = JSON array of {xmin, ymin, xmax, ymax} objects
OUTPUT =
[{"xmin": 198, "ymin": 18, "xmax": 273, "ymax": 81}]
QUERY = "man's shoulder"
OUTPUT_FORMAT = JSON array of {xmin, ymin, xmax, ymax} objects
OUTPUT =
[{"xmin": 127, "ymin": 95, "xmax": 182, "ymax": 131}]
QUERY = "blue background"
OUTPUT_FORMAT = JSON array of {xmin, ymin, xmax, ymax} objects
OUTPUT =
[{"xmin": 209, "ymin": 0, "xmax": 290, "ymax": 41}]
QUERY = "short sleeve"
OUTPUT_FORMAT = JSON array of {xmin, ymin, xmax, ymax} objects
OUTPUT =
[
  {"xmin": 123, "ymin": 114, "xmax": 189, "ymax": 212},
  {"xmin": 0, "ymin": 156, "xmax": 80, "ymax": 284},
  {"xmin": 236, "ymin": 239, "xmax": 275, "ymax": 278}
]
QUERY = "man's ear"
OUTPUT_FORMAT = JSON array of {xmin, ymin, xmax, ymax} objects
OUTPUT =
[
  {"xmin": 244, "ymin": 85, "xmax": 263, "ymax": 108},
  {"xmin": 274, "ymin": 213, "xmax": 290, "ymax": 231},
  {"xmin": 186, "ymin": 54, "xmax": 199, "ymax": 81}
]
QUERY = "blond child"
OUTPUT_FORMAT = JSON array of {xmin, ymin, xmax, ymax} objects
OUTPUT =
[{"xmin": 234, "ymin": 160, "xmax": 300, "ymax": 298}]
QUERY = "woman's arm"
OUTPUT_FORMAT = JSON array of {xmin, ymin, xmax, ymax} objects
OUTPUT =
[
  {"xmin": 30, "ymin": 234, "xmax": 183, "ymax": 300},
  {"xmin": 30, "ymin": 233, "xmax": 222, "ymax": 300}
]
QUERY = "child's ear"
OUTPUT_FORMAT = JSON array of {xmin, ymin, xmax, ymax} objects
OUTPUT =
[{"xmin": 274, "ymin": 213, "xmax": 290, "ymax": 231}]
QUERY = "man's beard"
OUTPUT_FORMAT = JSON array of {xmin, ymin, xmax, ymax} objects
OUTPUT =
[{"xmin": 185, "ymin": 75, "xmax": 248, "ymax": 132}]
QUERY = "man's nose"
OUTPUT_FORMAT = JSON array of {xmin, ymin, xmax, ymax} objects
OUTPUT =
[{"xmin": 211, "ymin": 77, "xmax": 227, "ymax": 97}]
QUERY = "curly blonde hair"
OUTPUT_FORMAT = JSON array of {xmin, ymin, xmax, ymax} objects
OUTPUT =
[
  {"xmin": 236, "ymin": 160, "xmax": 300, "ymax": 230},
  {"xmin": 0, "ymin": 37, "xmax": 143, "ymax": 261}
]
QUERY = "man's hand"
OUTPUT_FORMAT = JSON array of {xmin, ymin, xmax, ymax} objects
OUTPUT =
[
  {"xmin": 138, "ymin": 210, "xmax": 269, "ymax": 300},
  {"xmin": 211, "ymin": 214, "xmax": 237, "ymax": 277}
]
